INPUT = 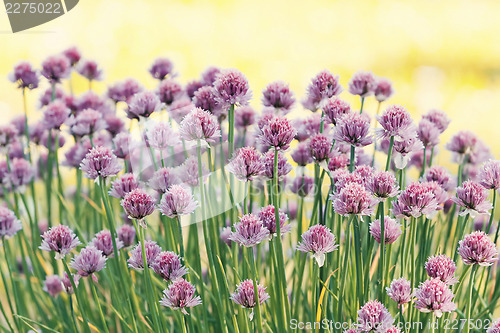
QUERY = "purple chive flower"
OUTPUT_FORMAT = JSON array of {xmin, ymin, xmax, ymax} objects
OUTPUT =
[
  {"xmin": 414, "ymin": 279, "xmax": 456, "ymax": 317},
  {"xmin": 374, "ymin": 77, "xmax": 394, "ymax": 102},
  {"xmin": 261, "ymin": 150, "xmax": 292, "ymax": 180},
  {"xmin": 10, "ymin": 115, "xmax": 26, "ymax": 136},
  {"xmin": 179, "ymin": 107, "xmax": 221, "ymax": 144},
  {"xmin": 356, "ymin": 300, "xmax": 394, "ymax": 333},
  {"xmin": 297, "ymin": 224, "xmax": 339, "ymax": 267},
  {"xmin": 235, "ymin": 106, "xmax": 256, "ymax": 130},
  {"xmin": 261, "ymin": 81, "xmax": 295, "ymax": 113},
  {"xmin": 422, "ymin": 166, "xmax": 455, "ymax": 191},
  {"xmin": 386, "ymin": 277, "xmax": 412, "ymax": 309},
  {"xmin": 160, "ymin": 278, "xmax": 202, "ymax": 315},
  {"xmin": 157, "ymin": 79, "xmax": 184, "ymax": 106},
  {"xmin": 80, "ymin": 146, "xmax": 122, "ymax": 180},
  {"xmin": 332, "ymin": 182, "xmax": 376, "ymax": 216},
  {"xmin": 193, "ymin": 86, "xmax": 223, "ymax": 116},
  {"xmin": 226, "ymin": 147, "xmax": 264, "ymax": 182},
  {"xmin": 43, "ymin": 275, "xmax": 63, "ymax": 297},
  {"xmin": 458, "ymin": 231, "xmax": 498, "ymax": 266},
  {"xmin": 70, "ymin": 109, "xmax": 107, "ymax": 137},
  {"xmin": 391, "ymin": 182, "xmax": 440, "ymax": 219},
  {"xmin": 376, "ymin": 104, "xmax": 416, "ymax": 142},
  {"xmin": 121, "ymin": 189, "xmax": 156, "ymax": 226},
  {"xmin": 452, "ymin": 180, "xmax": 493, "ymax": 218},
  {"xmin": 149, "ymin": 58, "xmax": 174, "ymax": 80},
  {"xmin": 220, "ymin": 227, "xmax": 232, "ymax": 247},
  {"xmin": 446, "ymin": 130, "xmax": 478, "ymax": 159},
  {"xmin": 41, "ymin": 54, "xmax": 71, "ymax": 84},
  {"xmin": 228, "ymin": 214, "xmax": 270, "ymax": 247},
  {"xmin": 128, "ymin": 240, "xmax": 161, "ymax": 270},
  {"xmin": 290, "ymin": 175, "xmax": 315, "ymax": 197},
  {"xmin": 308, "ymin": 133, "xmax": 332, "ymax": 163},
  {"xmin": 425, "ymin": 254, "xmax": 458, "ymax": 285},
  {"xmin": 332, "ymin": 169, "xmax": 364, "ymax": 192},
  {"xmin": 332, "ymin": 112, "xmax": 373, "ymax": 147},
  {"xmin": 109, "ymin": 173, "xmax": 139, "ymax": 199},
  {"xmin": 293, "ymin": 114, "xmax": 322, "ymax": 142},
  {"xmin": 422, "ymin": 109, "xmax": 451, "ymax": 133},
  {"xmin": 487, "ymin": 320, "xmax": 500, "ymax": 333},
  {"xmin": 77, "ymin": 60, "xmax": 103, "ymax": 81},
  {"xmin": 169, "ymin": 99, "xmax": 194, "ymax": 124},
  {"xmin": 148, "ymin": 167, "xmax": 180, "ymax": 194},
  {"xmin": 328, "ymin": 151, "xmax": 350, "ymax": 171},
  {"xmin": 322, "ymin": 97, "xmax": 351, "ymax": 126},
  {"xmin": 417, "ymin": 119, "xmax": 440, "ymax": 148},
  {"xmin": 201, "ymin": 66, "xmax": 220, "ymax": 85},
  {"xmin": 104, "ymin": 115, "xmax": 125, "ymax": 137},
  {"xmin": 479, "ymin": 160, "xmax": 500, "ymax": 190},
  {"xmin": 63, "ymin": 47, "xmax": 81, "ymax": 67},
  {"xmin": 126, "ymin": 91, "xmax": 162, "ymax": 119},
  {"xmin": 186, "ymin": 80, "xmax": 203, "ymax": 99},
  {"xmin": 91, "ymin": 230, "xmax": 124, "ymax": 257},
  {"xmin": 145, "ymin": 122, "xmax": 179, "ymax": 150},
  {"xmin": 107, "ymin": 79, "xmax": 143, "ymax": 103},
  {"xmin": 39, "ymin": 86, "xmax": 65, "ymax": 107},
  {"xmin": 291, "ymin": 142, "xmax": 314, "ymax": 167},
  {"xmin": 117, "ymin": 224, "xmax": 136, "ymax": 247},
  {"xmin": 0, "ymin": 207, "xmax": 22, "ymax": 240},
  {"xmin": 40, "ymin": 130, "xmax": 66, "ymax": 150},
  {"xmin": 70, "ymin": 245, "xmax": 107, "ymax": 278},
  {"xmin": 9, "ymin": 158, "xmax": 35, "ymax": 191},
  {"xmin": 391, "ymin": 137, "xmax": 424, "ymax": 169},
  {"xmin": 348, "ymin": 70, "xmax": 376, "ymax": 97},
  {"xmin": 178, "ymin": 156, "xmax": 209, "ymax": 187},
  {"xmin": 366, "ymin": 170, "xmax": 399, "ymax": 201},
  {"xmin": 230, "ymin": 279, "xmax": 269, "ymax": 319},
  {"xmin": 213, "ymin": 68, "xmax": 252, "ymax": 109},
  {"xmin": 62, "ymin": 272, "xmax": 79, "ymax": 294},
  {"xmin": 259, "ymin": 116, "xmax": 296, "ymax": 151},
  {"xmin": 9, "ymin": 61, "xmax": 39, "ymax": 89},
  {"xmin": 152, "ymin": 251, "xmax": 188, "ymax": 282},
  {"xmin": 40, "ymin": 225, "xmax": 81, "ymax": 260},
  {"xmin": 42, "ymin": 101, "xmax": 70, "ymax": 130},
  {"xmin": 369, "ymin": 216, "xmax": 402, "ymax": 244},
  {"xmin": 112, "ymin": 132, "xmax": 132, "ymax": 159},
  {"xmin": 258, "ymin": 205, "xmax": 291, "ymax": 237},
  {"xmin": 303, "ymin": 70, "xmax": 343, "ymax": 111},
  {"xmin": 159, "ymin": 185, "xmax": 198, "ymax": 219}
]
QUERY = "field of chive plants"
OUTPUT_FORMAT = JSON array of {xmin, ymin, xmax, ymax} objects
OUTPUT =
[{"xmin": 1, "ymin": 47, "xmax": 500, "ymax": 333}]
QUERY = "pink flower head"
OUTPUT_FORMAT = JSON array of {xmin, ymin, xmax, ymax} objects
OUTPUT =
[
  {"xmin": 148, "ymin": 167, "xmax": 180, "ymax": 194},
  {"xmin": 235, "ymin": 106, "xmax": 256, "ymax": 130},
  {"xmin": 117, "ymin": 224, "xmax": 136, "ymax": 247},
  {"xmin": 458, "ymin": 231, "xmax": 498, "ymax": 266},
  {"xmin": 39, "ymin": 86, "xmax": 65, "ymax": 108},
  {"xmin": 293, "ymin": 114, "xmax": 322, "ymax": 142},
  {"xmin": 422, "ymin": 166, "xmax": 455, "ymax": 191},
  {"xmin": 322, "ymin": 97, "xmax": 351, "ymax": 126},
  {"xmin": 366, "ymin": 170, "xmax": 399, "ymax": 201},
  {"xmin": 70, "ymin": 245, "xmax": 107, "ymax": 278},
  {"xmin": 159, "ymin": 185, "xmax": 198, "ymax": 219},
  {"xmin": 332, "ymin": 169, "xmax": 364, "ymax": 191},
  {"xmin": 149, "ymin": 57, "xmax": 174, "ymax": 80},
  {"xmin": 261, "ymin": 150, "xmax": 292, "ymax": 180},
  {"xmin": 91, "ymin": 230, "xmax": 124, "ymax": 257},
  {"xmin": 348, "ymin": 70, "xmax": 376, "ymax": 97},
  {"xmin": 332, "ymin": 112, "xmax": 373, "ymax": 147},
  {"xmin": 414, "ymin": 278, "xmax": 456, "ymax": 317},
  {"xmin": 230, "ymin": 279, "xmax": 270, "ymax": 316},
  {"xmin": 297, "ymin": 224, "xmax": 338, "ymax": 267},
  {"xmin": 259, "ymin": 116, "xmax": 296, "ymax": 151},
  {"xmin": 160, "ymin": 278, "xmax": 202, "ymax": 315},
  {"xmin": 356, "ymin": 300, "xmax": 394, "ymax": 333},
  {"xmin": 303, "ymin": 70, "xmax": 343, "ymax": 111},
  {"xmin": 213, "ymin": 68, "xmax": 252, "ymax": 109},
  {"xmin": 227, "ymin": 147, "xmax": 264, "ymax": 182},
  {"xmin": 376, "ymin": 104, "xmax": 416, "ymax": 142},
  {"xmin": 452, "ymin": 180, "xmax": 493, "ymax": 218},
  {"xmin": 193, "ymin": 86, "xmax": 223, "ymax": 116},
  {"xmin": 152, "ymin": 251, "xmax": 188, "ymax": 282},
  {"xmin": 446, "ymin": 130, "xmax": 478, "ymax": 157},
  {"xmin": 112, "ymin": 132, "xmax": 132, "ymax": 159},
  {"xmin": 332, "ymin": 182, "xmax": 376, "ymax": 216},
  {"xmin": 220, "ymin": 227, "xmax": 232, "ymax": 247},
  {"xmin": 327, "ymin": 152, "xmax": 350, "ymax": 172},
  {"xmin": 391, "ymin": 137, "xmax": 424, "ymax": 169},
  {"xmin": 121, "ymin": 189, "xmax": 156, "ymax": 225},
  {"xmin": 168, "ymin": 99, "xmax": 193, "ymax": 124},
  {"xmin": 179, "ymin": 107, "xmax": 221, "ymax": 144},
  {"xmin": 262, "ymin": 81, "xmax": 295, "ymax": 113},
  {"xmin": 145, "ymin": 121, "xmax": 179, "ymax": 150},
  {"xmin": 62, "ymin": 272, "xmax": 79, "ymax": 294},
  {"xmin": 104, "ymin": 114, "xmax": 125, "ymax": 137},
  {"xmin": 479, "ymin": 160, "xmax": 500, "ymax": 190},
  {"xmin": 369, "ymin": 216, "xmax": 402, "ymax": 244},
  {"xmin": 228, "ymin": 214, "xmax": 270, "ymax": 247},
  {"xmin": 374, "ymin": 77, "xmax": 394, "ymax": 102},
  {"xmin": 417, "ymin": 119, "xmax": 440, "ymax": 148},
  {"xmin": 308, "ymin": 133, "xmax": 332, "ymax": 163},
  {"xmin": 63, "ymin": 47, "xmax": 81, "ymax": 66},
  {"xmin": 178, "ymin": 156, "xmax": 209, "ymax": 187},
  {"xmin": 9, "ymin": 158, "xmax": 35, "ymax": 190},
  {"xmin": 41, "ymin": 54, "xmax": 70, "ymax": 84},
  {"xmin": 128, "ymin": 240, "xmax": 161, "ymax": 270},
  {"xmin": 186, "ymin": 80, "xmax": 203, "ymax": 99},
  {"xmin": 70, "ymin": 109, "xmax": 107, "ymax": 137},
  {"xmin": 40, "ymin": 129, "xmax": 66, "ymax": 150},
  {"xmin": 107, "ymin": 78, "xmax": 143, "ymax": 103},
  {"xmin": 291, "ymin": 142, "xmax": 314, "ymax": 166},
  {"xmin": 80, "ymin": 146, "xmax": 122, "ymax": 180},
  {"xmin": 0, "ymin": 207, "xmax": 22, "ymax": 239},
  {"xmin": 422, "ymin": 109, "xmax": 451, "ymax": 133},
  {"xmin": 258, "ymin": 205, "xmax": 291, "ymax": 236},
  {"xmin": 425, "ymin": 254, "xmax": 458, "ymax": 285},
  {"xmin": 157, "ymin": 79, "xmax": 184, "ymax": 106},
  {"xmin": 391, "ymin": 182, "xmax": 440, "ymax": 219},
  {"xmin": 77, "ymin": 60, "xmax": 103, "ymax": 81},
  {"xmin": 40, "ymin": 225, "xmax": 81, "ymax": 260},
  {"xmin": 109, "ymin": 173, "xmax": 139, "ymax": 199},
  {"xmin": 42, "ymin": 101, "xmax": 70, "ymax": 130},
  {"xmin": 290, "ymin": 175, "xmax": 315, "ymax": 197},
  {"xmin": 386, "ymin": 277, "xmax": 412, "ymax": 308},
  {"xmin": 201, "ymin": 66, "xmax": 221, "ymax": 85},
  {"xmin": 126, "ymin": 91, "xmax": 162, "ymax": 119},
  {"xmin": 64, "ymin": 141, "xmax": 91, "ymax": 169},
  {"xmin": 487, "ymin": 319, "xmax": 500, "ymax": 333},
  {"xmin": 9, "ymin": 61, "xmax": 39, "ymax": 90},
  {"xmin": 43, "ymin": 275, "xmax": 63, "ymax": 297}
]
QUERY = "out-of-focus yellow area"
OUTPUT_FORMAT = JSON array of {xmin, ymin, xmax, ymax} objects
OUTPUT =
[{"xmin": 1, "ymin": 0, "xmax": 500, "ymax": 161}]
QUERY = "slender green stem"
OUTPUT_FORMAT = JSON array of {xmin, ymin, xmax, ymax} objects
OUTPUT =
[
  {"xmin": 62, "ymin": 259, "xmax": 91, "ymax": 333},
  {"xmin": 89, "ymin": 278, "xmax": 110, "ymax": 333},
  {"xmin": 247, "ymin": 247, "xmax": 263, "ymax": 332},
  {"xmin": 378, "ymin": 201, "xmax": 385, "ymax": 300},
  {"xmin": 359, "ymin": 97, "xmax": 365, "ymax": 114},
  {"xmin": 352, "ymin": 216, "xmax": 364, "ymax": 307},
  {"xmin": 465, "ymin": 266, "xmax": 478, "ymax": 333},
  {"xmin": 487, "ymin": 190, "xmax": 497, "ymax": 234},
  {"xmin": 385, "ymin": 136, "xmax": 394, "ymax": 172},
  {"xmin": 338, "ymin": 216, "xmax": 352, "ymax": 319},
  {"xmin": 177, "ymin": 216, "xmax": 185, "ymax": 258}
]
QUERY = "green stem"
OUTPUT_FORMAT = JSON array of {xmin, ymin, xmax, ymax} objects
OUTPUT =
[
  {"xmin": 486, "ymin": 190, "xmax": 497, "ymax": 234},
  {"xmin": 247, "ymin": 247, "xmax": 263, "ymax": 333},
  {"xmin": 350, "ymin": 145, "xmax": 356, "ymax": 173},
  {"xmin": 359, "ymin": 97, "xmax": 365, "ymax": 114},
  {"xmin": 464, "ymin": 266, "xmax": 478, "ymax": 333},
  {"xmin": 89, "ymin": 278, "xmax": 110, "ymax": 333},
  {"xmin": 385, "ymin": 136, "xmax": 394, "ymax": 172},
  {"xmin": 62, "ymin": 259, "xmax": 91, "ymax": 333},
  {"xmin": 177, "ymin": 216, "xmax": 185, "ymax": 258},
  {"xmin": 378, "ymin": 201, "xmax": 385, "ymax": 300},
  {"xmin": 352, "ymin": 216, "xmax": 364, "ymax": 307}
]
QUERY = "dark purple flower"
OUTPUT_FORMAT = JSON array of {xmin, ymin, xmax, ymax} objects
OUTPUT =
[
  {"xmin": 348, "ymin": 70, "xmax": 376, "ymax": 97},
  {"xmin": 126, "ymin": 91, "xmax": 162, "ymax": 119},
  {"xmin": 9, "ymin": 61, "xmax": 39, "ymax": 89},
  {"xmin": 149, "ymin": 58, "xmax": 174, "ymax": 80},
  {"xmin": 235, "ymin": 106, "xmax": 256, "ymax": 130},
  {"xmin": 117, "ymin": 224, "xmax": 136, "ymax": 247},
  {"xmin": 43, "ymin": 275, "xmax": 63, "ymax": 297},
  {"xmin": 185, "ymin": 80, "xmax": 204, "ymax": 99},
  {"xmin": 386, "ymin": 277, "xmax": 412, "ymax": 308},
  {"xmin": 422, "ymin": 109, "xmax": 450, "ymax": 133},
  {"xmin": 322, "ymin": 97, "xmax": 351, "ymax": 126},
  {"xmin": 230, "ymin": 279, "xmax": 269, "ymax": 315},
  {"xmin": 261, "ymin": 150, "xmax": 292, "ymax": 180},
  {"xmin": 452, "ymin": 180, "xmax": 493, "ymax": 218},
  {"xmin": 41, "ymin": 54, "xmax": 71, "ymax": 84},
  {"xmin": 112, "ymin": 132, "xmax": 132, "ymax": 159},
  {"xmin": 332, "ymin": 182, "xmax": 376, "ymax": 216},
  {"xmin": 193, "ymin": 86, "xmax": 223, "ymax": 117},
  {"xmin": 80, "ymin": 146, "xmax": 122, "ymax": 180},
  {"xmin": 228, "ymin": 214, "xmax": 270, "ymax": 247},
  {"xmin": 258, "ymin": 205, "xmax": 291, "ymax": 236},
  {"xmin": 376, "ymin": 104, "xmax": 416, "ymax": 142},
  {"xmin": 369, "ymin": 216, "xmax": 402, "ymax": 244},
  {"xmin": 121, "ymin": 188, "xmax": 156, "ymax": 225},
  {"xmin": 374, "ymin": 77, "xmax": 394, "ymax": 102},
  {"xmin": 152, "ymin": 251, "xmax": 188, "ymax": 282},
  {"xmin": 77, "ymin": 60, "xmax": 103, "ymax": 81},
  {"xmin": 179, "ymin": 107, "xmax": 221, "ymax": 144},
  {"xmin": 297, "ymin": 224, "xmax": 338, "ymax": 267},
  {"xmin": 0, "ymin": 207, "xmax": 22, "ymax": 239},
  {"xmin": 262, "ymin": 81, "xmax": 295, "ymax": 113},
  {"xmin": 425, "ymin": 254, "xmax": 458, "ymax": 285},
  {"xmin": 356, "ymin": 300, "xmax": 394, "ymax": 333},
  {"xmin": 39, "ymin": 86, "xmax": 65, "ymax": 108},
  {"xmin": 445, "ymin": 130, "xmax": 478, "ymax": 159},
  {"xmin": 63, "ymin": 47, "xmax": 81, "ymax": 66},
  {"xmin": 291, "ymin": 142, "xmax": 313, "ymax": 166},
  {"xmin": 308, "ymin": 133, "xmax": 332, "ymax": 163},
  {"xmin": 128, "ymin": 240, "xmax": 161, "ymax": 270},
  {"xmin": 157, "ymin": 79, "xmax": 184, "ymax": 106},
  {"xmin": 458, "ymin": 231, "xmax": 498, "ymax": 266},
  {"xmin": 213, "ymin": 68, "xmax": 252, "ymax": 109},
  {"xmin": 303, "ymin": 70, "xmax": 343, "ymax": 111},
  {"xmin": 40, "ymin": 225, "xmax": 81, "ymax": 260},
  {"xmin": 70, "ymin": 245, "xmax": 107, "ymax": 278},
  {"xmin": 104, "ymin": 115, "xmax": 125, "ymax": 137},
  {"xmin": 160, "ymin": 278, "xmax": 202, "ymax": 315},
  {"xmin": 414, "ymin": 279, "xmax": 456, "ymax": 317},
  {"xmin": 91, "ymin": 230, "xmax": 124, "ymax": 257},
  {"xmin": 201, "ymin": 66, "xmax": 221, "ymax": 85},
  {"xmin": 290, "ymin": 175, "xmax": 315, "ymax": 197},
  {"xmin": 107, "ymin": 79, "xmax": 143, "ymax": 103},
  {"xmin": 332, "ymin": 112, "xmax": 373, "ymax": 147}
]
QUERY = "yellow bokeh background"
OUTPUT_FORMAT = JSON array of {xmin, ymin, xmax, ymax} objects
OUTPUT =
[{"xmin": 1, "ymin": 0, "xmax": 500, "ymax": 164}]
